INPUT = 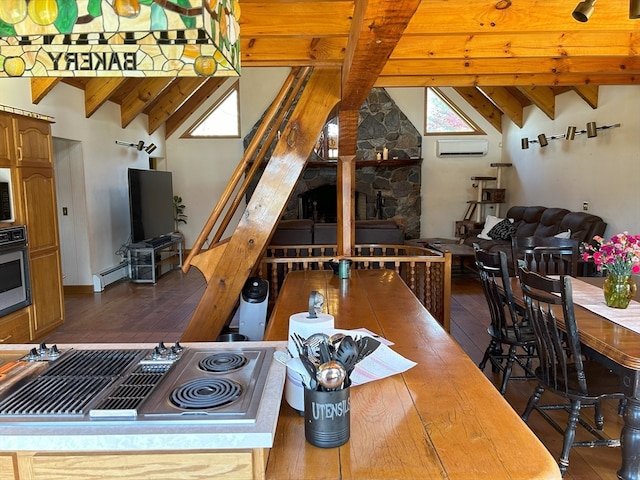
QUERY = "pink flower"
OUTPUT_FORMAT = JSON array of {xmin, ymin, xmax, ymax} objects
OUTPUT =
[{"xmin": 583, "ymin": 232, "xmax": 640, "ymax": 276}]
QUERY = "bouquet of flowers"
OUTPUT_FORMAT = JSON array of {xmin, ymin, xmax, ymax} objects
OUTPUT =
[{"xmin": 582, "ymin": 232, "xmax": 640, "ymax": 276}]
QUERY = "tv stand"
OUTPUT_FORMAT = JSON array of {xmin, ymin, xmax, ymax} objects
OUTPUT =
[{"xmin": 128, "ymin": 235, "xmax": 184, "ymax": 284}]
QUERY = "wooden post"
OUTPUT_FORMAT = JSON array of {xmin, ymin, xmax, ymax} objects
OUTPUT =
[{"xmin": 337, "ymin": 110, "xmax": 358, "ymax": 256}]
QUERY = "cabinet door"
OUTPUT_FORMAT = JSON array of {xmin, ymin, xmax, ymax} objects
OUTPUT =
[
  {"xmin": 29, "ymin": 250, "xmax": 64, "ymax": 337},
  {"xmin": 18, "ymin": 167, "xmax": 63, "ymax": 338},
  {"xmin": 0, "ymin": 113, "xmax": 15, "ymax": 167},
  {"xmin": 14, "ymin": 116, "xmax": 52, "ymax": 168},
  {"xmin": 19, "ymin": 167, "xmax": 59, "ymax": 253}
]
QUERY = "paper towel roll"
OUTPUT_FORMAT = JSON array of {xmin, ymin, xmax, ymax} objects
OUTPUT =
[{"xmin": 287, "ymin": 312, "xmax": 334, "ymax": 357}]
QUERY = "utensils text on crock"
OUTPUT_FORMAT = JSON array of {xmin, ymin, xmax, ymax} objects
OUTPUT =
[{"xmin": 316, "ymin": 361, "xmax": 346, "ymax": 391}]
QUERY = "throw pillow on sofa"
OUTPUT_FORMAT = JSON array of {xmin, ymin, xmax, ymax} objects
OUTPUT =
[
  {"xmin": 488, "ymin": 219, "xmax": 517, "ymax": 240},
  {"xmin": 477, "ymin": 215, "xmax": 504, "ymax": 240}
]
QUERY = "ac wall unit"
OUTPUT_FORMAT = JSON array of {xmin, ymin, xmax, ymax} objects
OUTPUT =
[{"xmin": 436, "ymin": 139, "xmax": 488, "ymax": 157}]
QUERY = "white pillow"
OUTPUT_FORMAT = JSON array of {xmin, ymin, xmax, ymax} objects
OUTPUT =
[
  {"xmin": 554, "ymin": 229, "xmax": 571, "ymax": 239},
  {"xmin": 478, "ymin": 215, "xmax": 504, "ymax": 240}
]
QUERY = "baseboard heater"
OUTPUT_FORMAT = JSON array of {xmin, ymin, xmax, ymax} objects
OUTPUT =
[{"xmin": 92, "ymin": 261, "xmax": 129, "ymax": 292}]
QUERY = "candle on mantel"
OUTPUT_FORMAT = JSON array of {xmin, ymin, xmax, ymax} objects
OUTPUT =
[{"xmin": 382, "ymin": 147, "xmax": 389, "ymax": 160}]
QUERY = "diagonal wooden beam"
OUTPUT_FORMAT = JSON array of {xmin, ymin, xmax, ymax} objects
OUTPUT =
[
  {"xmin": 572, "ymin": 85, "xmax": 599, "ymax": 109},
  {"xmin": 84, "ymin": 78, "xmax": 126, "ymax": 117},
  {"xmin": 478, "ymin": 86, "xmax": 524, "ymax": 128},
  {"xmin": 454, "ymin": 87, "xmax": 502, "ymax": 133},
  {"xmin": 120, "ymin": 78, "xmax": 172, "ymax": 129},
  {"xmin": 181, "ymin": 67, "xmax": 341, "ymax": 342},
  {"xmin": 341, "ymin": 0, "xmax": 421, "ymax": 110},
  {"xmin": 164, "ymin": 78, "xmax": 226, "ymax": 138},
  {"xmin": 31, "ymin": 78, "xmax": 60, "ymax": 104},
  {"xmin": 518, "ymin": 86, "xmax": 555, "ymax": 120},
  {"xmin": 147, "ymin": 77, "xmax": 207, "ymax": 134}
]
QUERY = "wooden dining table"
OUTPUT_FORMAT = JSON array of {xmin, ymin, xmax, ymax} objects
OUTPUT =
[
  {"xmin": 263, "ymin": 269, "xmax": 561, "ymax": 479},
  {"xmin": 508, "ymin": 275, "xmax": 640, "ymax": 480}
]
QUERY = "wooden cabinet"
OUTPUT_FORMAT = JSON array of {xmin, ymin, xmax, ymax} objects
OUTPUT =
[
  {"xmin": 0, "ymin": 114, "xmax": 15, "ymax": 167},
  {"xmin": 0, "ymin": 309, "xmax": 30, "ymax": 344},
  {"xmin": 2, "ymin": 451, "xmax": 260, "ymax": 480},
  {"xmin": 0, "ymin": 112, "xmax": 63, "ymax": 340}
]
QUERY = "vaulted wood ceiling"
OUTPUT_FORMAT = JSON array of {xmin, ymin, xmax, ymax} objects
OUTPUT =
[{"xmin": 30, "ymin": 0, "xmax": 640, "ymax": 135}]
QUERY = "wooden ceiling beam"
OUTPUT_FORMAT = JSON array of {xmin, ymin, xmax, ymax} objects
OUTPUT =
[
  {"xmin": 518, "ymin": 86, "xmax": 556, "ymax": 120},
  {"xmin": 341, "ymin": 0, "xmax": 421, "ymax": 110},
  {"xmin": 572, "ymin": 85, "xmax": 599, "ymax": 109},
  {"xmin": 392, "ymin": 32, "xmax": 640, "ymax": 60},
  {"xmin": 84, "ymin": 78, "xmax": 126, "ymax": 117},
  {"xmin": 164, "ymin": 78, "xmax": 227, "ymax": 138},
  {"xmin": 120, "ymin": 78, "xmax": 173, "ymax": 129},
  {"xmin": 30, "ymin": 78, "xmax": 60, "ymax": 104},
  {"xmin": 241, "ymin": 37, "xmax": 347, "ymax": 64},
  {"xmin": 375, "ymin": 73, "xmax": 640, "ymax": 87},
  {"xmin": 453, "ymin": 87, "xmax": 502, "ymax": 133},
  {"xmin": 405, "ymin": 0, "xmax": 631, "ymax": 34},
  {"xmin": 478, "ymin": 86, "xmax": 524, "ymax": 128},
  {"xmin": 382, "ymin": 56, "xmax": 640, "ymax": 77},
  {"xmin": 147, "ymin": 78, "xmax": 207, "ymax": 134}
]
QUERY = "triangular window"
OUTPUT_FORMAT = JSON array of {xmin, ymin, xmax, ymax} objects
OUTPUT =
[
  {"xmin": 425, "ymin": 87, "xmax": 484, "ymax": 135},
  {"xmin": 183, "ymin": 83, "xmax": 240, "ymax": 138}
]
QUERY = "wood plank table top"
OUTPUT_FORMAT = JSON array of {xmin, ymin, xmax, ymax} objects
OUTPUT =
[{"xmin": 264, "ymin": 269, "xmax": 561, "ymax": 480}]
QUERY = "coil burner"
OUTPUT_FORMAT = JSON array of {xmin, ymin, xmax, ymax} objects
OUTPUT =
[
  {"xmin": 198, "ymin": 352, "xmax": 248, "ymax": 373},
  {"xmin": 170, "ymin": 378, "xmax": 243, "ymax": 410}
]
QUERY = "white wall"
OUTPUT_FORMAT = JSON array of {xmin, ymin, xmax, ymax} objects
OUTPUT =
[
  {"xmin": 0, "ymin": 79, "xmax": 164, "ymax": 283},
  {"xmin": 503, "ymin": 86, "xmax": 640, "ymax": 237}
]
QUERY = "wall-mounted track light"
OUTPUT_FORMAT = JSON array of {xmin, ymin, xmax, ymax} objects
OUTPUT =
[
  {"xmin": 565, "ymin": 126, "xmax": 576, "ymax": 140},
  {"xmin": 630, "ymin": 0, "xmax": 640, "ymax": 18},
  {"xmin": 520, "ymin": 122, "xmax": 621, "ymax": 149},
  {"xmin": 115, "ymin": 140, "xmax": 157, "ymax": 154},
  {"xmin": 537, "ymin": 134, "xmax": 549, "ymax": 147},
  {"xmin": 572, "ymin": 0, "xmax": 596, "ymax": 22},
  {"xmin": 144, "ymin": 143, "xmax": 157, "ymax": 154}
]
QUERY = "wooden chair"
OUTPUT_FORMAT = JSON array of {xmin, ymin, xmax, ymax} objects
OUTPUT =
[
  {"xmin": 518, "ymin": 268, "xmax": 623, "ymax": 476},
  {"xmin": 474, "ymin": 249, "xmax": 537, "ymax": 395},
  {"xmin": 511, "ymin": 236, "xmax": 579, "ymax": 276}
]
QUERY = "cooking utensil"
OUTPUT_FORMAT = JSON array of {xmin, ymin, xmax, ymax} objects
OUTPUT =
[
  {"xmin": 334, "ymin": 335, "xmax": 358, "ymax": 374},
  {"xmin": 298, "ymin": 354, "xmax": 319, "ymax": 390},
  {"xmin": 356, "ymin": 336, "xmax": 381, "ymax": 364},
  {"xmin": 316, "ymin": 360, "xmax": 346, "ymax": 391}
]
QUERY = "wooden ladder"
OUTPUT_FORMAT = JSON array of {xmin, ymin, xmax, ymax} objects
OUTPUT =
[{"xmin": 180, "ymin": 67, "xmax": 341, "ymax": 341}]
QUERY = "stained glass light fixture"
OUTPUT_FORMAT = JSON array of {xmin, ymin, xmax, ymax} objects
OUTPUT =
[{"xmin": 0, "ymin": 0, "xmax": 240, "ymax": 78}]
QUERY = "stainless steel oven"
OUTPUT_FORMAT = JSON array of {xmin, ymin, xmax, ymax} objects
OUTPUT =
[{"xmin": 0, "ymin": 226, "xmax": 30, "ymax": 317}]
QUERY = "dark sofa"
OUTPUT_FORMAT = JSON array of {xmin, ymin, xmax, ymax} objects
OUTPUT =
[
  {"xmin": 464, "ymin": 205, "xmax": 607, "ymax": 273},
  {"xmin": 270, "ymin": 219, "xmax": 406, "ymax": 246}
]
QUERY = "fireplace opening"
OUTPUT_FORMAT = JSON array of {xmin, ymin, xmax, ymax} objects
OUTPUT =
[{"xmin": 299, "ymin": 185, "xmax": 337, "ymax": 222}]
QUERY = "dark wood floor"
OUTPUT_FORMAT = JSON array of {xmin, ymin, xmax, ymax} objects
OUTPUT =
[{"xmin": 43, "ymin": 269, "xmax": 622, "ymax": 479}]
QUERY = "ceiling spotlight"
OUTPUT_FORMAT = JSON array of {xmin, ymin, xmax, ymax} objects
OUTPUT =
[
  {"xmin": 631, "ymin": 0, "xmax": 640, "ymax": 18},
  {"xmin": 538, "ymin": 133, "xmax": 548, "ymax": 147},
  {"xmin": 144, "ymin": 143, "xmax": 157, "ymax": 154},
  {"xmin": 565, "ymin": 126, "xmax": 576, "ymax": 140},
  {"xmin": 521, "ymin": 138, "xmax": 529, "ymax": 149},
  {"xmin": 572, "ymin": 0, "xmax": 596, "ymax": 22},
  {"xmin": 586, "ymin": 121, "xmax": 598, "ymax": 138}
]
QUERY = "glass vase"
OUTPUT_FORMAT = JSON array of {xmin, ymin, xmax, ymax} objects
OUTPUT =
[{"xmin": 603, "ymin": 274, "xmax": 637, "ymax": 309}]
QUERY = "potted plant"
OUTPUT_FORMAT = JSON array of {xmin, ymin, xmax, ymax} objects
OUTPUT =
[{"xmin": 173, "ymin": 195, "xmax": 187, "ymax": 233}]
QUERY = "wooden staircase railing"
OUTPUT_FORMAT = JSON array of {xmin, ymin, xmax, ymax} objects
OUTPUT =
[
  {"xmin": 181, "ymin": 67, "xmax": 341, "ymax": 341},
  {"xmin": 257, "ymin": 244, "xmax": 452, "ymax": 331}
]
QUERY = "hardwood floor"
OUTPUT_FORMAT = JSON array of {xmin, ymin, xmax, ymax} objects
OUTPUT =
[{"xmin": 42, "ymin": 270, "xmax": 622, "ymax": 479}]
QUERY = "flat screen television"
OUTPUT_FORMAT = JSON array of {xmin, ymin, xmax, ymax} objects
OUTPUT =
[{"xmin": 128, "ymin": 168, "xmax": 175, "ymax": 244}]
